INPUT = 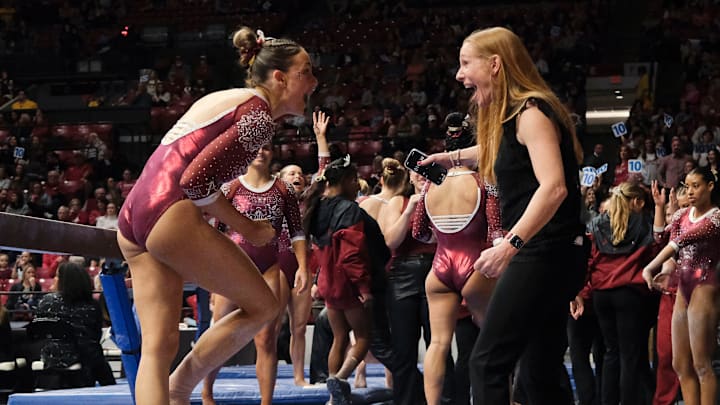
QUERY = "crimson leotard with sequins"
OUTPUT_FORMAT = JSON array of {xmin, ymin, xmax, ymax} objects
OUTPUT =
[
  {"xmin": 221, "ymin": 176, "xmax": 304, "ymax": 275},
  {"xmin": 412, "ymin": 173, "xmax": 503, "ymax": 292},
  {"xmin": 668, "ymin": 206, "xmax": 720, "ymax": 302},
  {"xmin": 118, "ymin": 92, "xmax": 274, "ymax": 250}
]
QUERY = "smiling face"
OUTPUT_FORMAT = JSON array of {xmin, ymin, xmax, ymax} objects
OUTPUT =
[
  {"xmin": 278, "ymin": 50, "xmax": 317, "ymax": 117},
  {"xmin": 280, "ymin": 164, "xmax": 306, "ymax": 193},
  {"xmin": 456, "ymin": 42, "xmax": 498, "ymax": 109},
  {"xmin": 250, "ymin": 143, "xmax": 273, "ymax": 170}
]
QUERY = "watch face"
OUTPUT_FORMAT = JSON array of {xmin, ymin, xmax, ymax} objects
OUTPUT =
[{"xmin": 509, "ymin": 235, "xmax": 524, "ymax": 249}]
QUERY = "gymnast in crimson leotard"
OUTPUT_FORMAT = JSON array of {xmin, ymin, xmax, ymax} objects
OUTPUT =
[
  {"xmin": 413, "ymin": 175, "xmax": 503, "ymax": 291},
  {"xmin": 202, "ymin": 141, "xmax": 308, "ymax": 404},
  {"xmin": 114, "ymin": 27, "xmax": 317, "ymax": 405},
  {"xmin": 410, "ymin": 115, "xmax": 503, "ymax": 405},
  {"xmin": 118, "ymin": 91, "xmax": 273, "ymax": 250},
  {"xmin": 643, "ymin": 167, "xmax": 720, "ymax": 404}
]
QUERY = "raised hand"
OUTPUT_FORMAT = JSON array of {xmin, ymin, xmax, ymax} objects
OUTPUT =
[
  {"xmin": 651, "ymin": 180, "xmax": 666, "ymax": 206},
  {"xmin": 312, "ymin": 111, "xmax": 330, "ymax": 138}
]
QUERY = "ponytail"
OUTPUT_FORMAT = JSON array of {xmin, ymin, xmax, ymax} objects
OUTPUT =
[
  {"xmin": 607, "ymin": 182, "xmax": 645, "ymax": 245},
  {"xmin": 302, "ymin": 179, "xmax": 327, "ymax": 237}
]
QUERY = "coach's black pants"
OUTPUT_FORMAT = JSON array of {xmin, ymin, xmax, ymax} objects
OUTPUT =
[{"xmin": 470, "ymin": 240, "xmax": 587, "ymax": 405}]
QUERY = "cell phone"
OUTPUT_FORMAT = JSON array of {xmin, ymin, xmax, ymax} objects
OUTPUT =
[{"xmin": 404, "ymin": 148, "xmax": 447, "ymax": 185}]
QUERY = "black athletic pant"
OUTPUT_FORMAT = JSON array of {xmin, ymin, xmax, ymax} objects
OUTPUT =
[
  {"xmin": 387, "ymin": 254, "xmax": 455, "ymax": 404},
  {"xmin": 310, "ymin": 306, "xmax": 332, "ymax": 384},
  {"xmin": 593, "ymin": 287, "xmax": 657, "ymax": 405},
  {"xmin": 470, "ymin": 240, "xmax": 587, "ymax": 405},
  {"xmin": 455, "ymin": 315, "xmax": 479, "ymax": 405},
  {"xmin": 370, "ymin": 286, "xmax": 425, "ymax": 405},
  {"xmin": 567, "ymin": 302, "xmax": 605, "ymax": 405}
]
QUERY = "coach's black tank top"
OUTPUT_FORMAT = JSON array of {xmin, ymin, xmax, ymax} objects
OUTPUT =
[{"xmin": 494, "ymin": 97, "xmax": 583, "ymax": 256}]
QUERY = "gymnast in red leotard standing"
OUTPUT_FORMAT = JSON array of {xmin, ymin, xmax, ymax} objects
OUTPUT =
[
  {"xmin": 411, "ymin": 117, "xmax": 503, "ymax": 405},
  {"xmin": 201, "ymin": 141, "xmax": 307, "ymax": 405},
  {"xmin": 115, "ymin": 26, "xmax": 317, "ymax": 405}
]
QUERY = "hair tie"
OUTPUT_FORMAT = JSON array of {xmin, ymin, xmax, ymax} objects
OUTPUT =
[{"xmin": 612, "ymin": 187, "xmax": 625, "ymax": 198}]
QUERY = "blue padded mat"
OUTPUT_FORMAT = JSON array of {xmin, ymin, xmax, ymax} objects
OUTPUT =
[{"xmin": 8, "ymin": 364, "xmax": 393, "ymax": 405}]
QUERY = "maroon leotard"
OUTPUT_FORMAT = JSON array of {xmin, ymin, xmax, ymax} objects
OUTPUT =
[
  {"xmin": 668, "ymin": 206, "xmax": 720, "ymax": 302},
  {"xmin": 222, "ymin": 176, "xmax": 304, "ymax": 274},
  {"xmin": 118, "ymin": 92, "xmax": 274, "ymax": 250},
  {"xmin": 412, "ymin": 173, "xmax": 503, "ymax": 292}
]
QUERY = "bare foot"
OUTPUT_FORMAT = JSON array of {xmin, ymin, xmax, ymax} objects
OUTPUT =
[
  {"xmin": 294, "ymin": 378, "xmax": 310, "ymax": 387},
  {"xmin": 354, "ymin": 374, "xmax": 367, "ymax": 389}
]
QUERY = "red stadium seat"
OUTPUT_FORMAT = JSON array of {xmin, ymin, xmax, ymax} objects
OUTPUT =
[
  {"xmin": 51, "ymin": 125, "xmax": 71, "ymax": 138},
  {"xmin": 35, "ymin": 267, "xmax": 54, "ymax": 279}
]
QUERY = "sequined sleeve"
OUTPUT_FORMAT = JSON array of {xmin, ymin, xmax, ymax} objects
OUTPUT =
[
  {"xmin": 412, "ymin": 180, "xmax": 433, "ymax": 243},
  {"xmin": 484, "ymin": 183, "xmax": 504, "ymax": 245},
  {"xmin": 668, "ymin": 208, "xmax": 687, "ymax": 249},
  {"xmin": 179, "ymin": 102, "xmax": 274, "ymax": 206},
  {"xmin": 280, "ymin": 180, "xmax": 305, "ymax": 243},
  {"xmin": 670, "ymin": 208, "xmax": 720, "ymax": 251}
]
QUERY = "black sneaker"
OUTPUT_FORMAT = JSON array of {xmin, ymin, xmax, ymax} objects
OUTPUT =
[{"xmin": 327, "ymin": 376, "xmax": 352, "ymax": 405}]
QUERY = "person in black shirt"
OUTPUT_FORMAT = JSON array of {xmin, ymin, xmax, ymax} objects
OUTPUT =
[
  {"xmin": 35, "ymin": 262, "xmax": 115, "ymax": 387},
  {"xmin": 421, "ymin": 27, "xmax": 587, "ymax": 405}
]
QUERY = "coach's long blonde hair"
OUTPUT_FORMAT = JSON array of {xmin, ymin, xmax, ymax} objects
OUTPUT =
[{"xmin": 463, "ymin": 27, "xmax": 583, "ymax": 183}]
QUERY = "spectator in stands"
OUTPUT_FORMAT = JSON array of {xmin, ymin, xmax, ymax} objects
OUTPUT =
[
  {"xmin": 5, "ymin": 190, "xmax": 30, "ymax": 215},
  {"xmin": 658, "ymin": 138, "xmax": 693, "ymax": 189},
  {"xmin": 13, "ymin": 251, "xmax": 33, "ymax": 280},
  {"xmin": 0, "ymin": 70, "xmax": 13, "ymax": 100},
  {"xmin": 57, "ymin": 205, "xmax": 71, "ymax": 222},
  {"xmin": 95, "ymin": 202, "xmax": 118, "ymax": 230},
  {"xmin": 104, "ymin": 179, "xmax": 122, "ymax": 205},
  {"xmin": 638, "ymin": 137, "xmax": 660, "ymax": 186},
  {"xmin": 35, "ymin": 262, "xmax": 116, "ymax": 387},
  {"xmin": 0, "ymin": 253, "xmax": 11, "ymax": 279},
  {"xmin": 11, "ymin": 162, "xmax": 30, "ymax": 191},
  {"xmin": 0, "ymin": 188, "xmax": 7, "ymax": 212},
  {"xmin": 692, "ymin": 130, "xmax": 718, "ymax": 167},
  {"xmin": 0, "ymin": 165, "xmax": 10, "ymax": 189},
  {"xmin": 63, "ymin": 151, "xmax": 93, "ymax": 192},
  {"xmin": 10, "ymin": 90, "xmax": 37, "ymax": 111},
  {"xmin": 612, "ymin": 145, "xmax": 641, "ymax": 187},
  {"xmin": 584, "ymin": 143, "xmax": 606, "ymax": 168},
  {"xmin": 151, "ymin": 82, "xmax": 171, "ymax": 107},
  {"xmin": 708, "ymin": 149, "xmax": 718, "ymax": 178},
  {"xmin": 5, "ymin": 264, "xmax": 41, "ymax": 314},
  {"xmin": 82, "ymin": 132, "xmax": 108, "ymax": 163},
  {"xmin": 88, "ymin": 199, "xmax": 106, "ymax": 226},
  {"xmin": 116, "ymin": 168, "xmax": 136, "ymax": 199},
  {"xmin": 84, "ymin": 187, "xmax": 107, "ymax": 213},
  {"xmin": 68, "ymin": 197, "xmax": 89, "ymax": 225},
  {"xmin": 38, "ymin": 170, "xmax": 64, "ymax": 218}
]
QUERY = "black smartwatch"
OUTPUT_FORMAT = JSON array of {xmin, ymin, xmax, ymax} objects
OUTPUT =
[{"xmin": 506, "ymin": 233, "xmax": 525, "ymax": 250}]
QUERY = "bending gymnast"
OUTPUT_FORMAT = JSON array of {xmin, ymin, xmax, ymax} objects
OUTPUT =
[{"xmin": 116, "ymin": 26, "xmax": 317, "ymax": 405}]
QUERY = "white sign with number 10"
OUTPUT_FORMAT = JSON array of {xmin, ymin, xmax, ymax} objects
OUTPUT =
[
  {"xmin": 628, "ymin": 159, "xmax": 643, "ymax": 173},
  {"xmin": 611, "ymin": 122, "xmax": 628, "ymax": 138}
]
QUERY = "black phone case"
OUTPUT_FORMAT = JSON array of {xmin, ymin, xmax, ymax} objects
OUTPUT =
[{"xmin": 404, "ymin": 149, "xmax": 447, "ymax": 185}]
